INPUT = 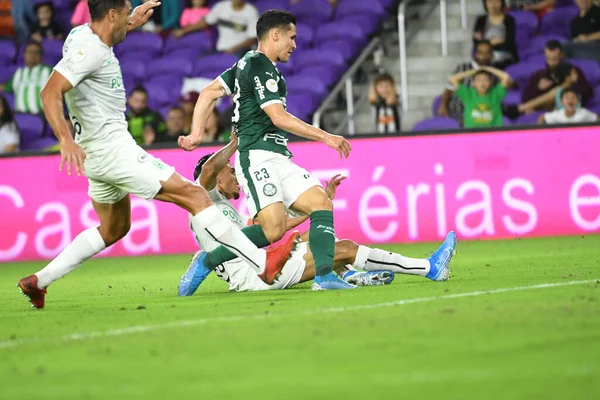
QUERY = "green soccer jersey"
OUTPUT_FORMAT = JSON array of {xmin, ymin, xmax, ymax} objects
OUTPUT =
[
  {"xmin": 455, "ymin": 83, "xmax": 506, "ymax": 128},
  {"xmin": 218, "ymin": 51, "xmax": 291, "ymax": 156}
]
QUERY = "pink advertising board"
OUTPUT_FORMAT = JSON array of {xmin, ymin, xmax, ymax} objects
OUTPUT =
[{"xmin": 1, "ymin": 126, "xmax": 599, "ymax": 262}]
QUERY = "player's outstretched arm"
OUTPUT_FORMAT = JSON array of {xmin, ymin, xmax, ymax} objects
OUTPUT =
[
  {"xmin": 178, "ymin": 79, "xmax": 228, "ymax": 151},
  {"xmin": 128, "ymin": 0, "xmax": 161, "ymax": 32},
  {"xmin": 40, "ymin": 72, "xmax": 86, "ymax": 176},
  {"xmin": 199, "ymin": 133, "xmax": 238, "ymax": 191},
  {"xmin": 263, "ymin": 103, "xmax": 352, "ymax": 159}
]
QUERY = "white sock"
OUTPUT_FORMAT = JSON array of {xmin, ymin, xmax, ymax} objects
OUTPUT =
[
  {"xmin": 362, "ymin": 247, "xmax": 431, "ymax": 277},
  {"xmin": 35, "ymin": 228, "xmax": 106, "ymax": 289},
  {"xmin": 353, "ymin": 245, "xmax": 371, "ymax": 269},
  {"xmin": 190, "ymin": 205, "xmax": 266, "ymax": 273}
]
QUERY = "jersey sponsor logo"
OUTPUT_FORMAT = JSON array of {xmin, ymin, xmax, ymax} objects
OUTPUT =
[
  {"xmin": 254, "ymin": 76, "xmax": 265, "ymax": 100},
  {"xmin": 266, "ymin": 78, "xmax": 278, "ymax": 93},
  {"xmin": 265, "ymin": 72, "xmax": 274, "ymax": 77},
  {"xmin": 138, "ymin": 152, "xmax": 150, "ymax": 163},
  {"xmin": 58, "ymin": 58, "xmax": 75, "ymax": 73},
  {"xmin": 263, "ymin": 183, "xmax": 277, "ymax": 197},
  {"xmin": 237, "ymin": 60, "xmax": 247, "ymax": 70},
  {"xmin": 75, "ymin": 49, "xmax": 86, "ymax": 61},
  {"xmin": 110, "ymin": 75, "xmax": 123, "ymax": 89},
  {"xmin": 263, "ymin": 132, "xmax": 288, "ymax": 146}
]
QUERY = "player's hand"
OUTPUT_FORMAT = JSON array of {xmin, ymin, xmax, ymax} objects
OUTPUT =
[
  {"xmin": 59, "ymin": 140, "xmax": 86, "ymax": 176},
  {"xmin": 230, "ymin": 130, "xmax": 238, "ymax": 143},
  {"xmin": 129, "ymin": 0, "xmax": 161, "ymax": 31},
  {"xmin": 324, "ymin": 134, "xmax": 351, "ymax": 159},
  {"xmin": 178, "ymin": 133, "xmax": 201, "ymax": 151},
  {"xmin": 324, "ymin": 174, "xmax": 346, "ymax": 200}
]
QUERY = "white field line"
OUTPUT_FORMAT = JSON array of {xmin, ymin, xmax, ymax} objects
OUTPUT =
[{"xmin": 1, "ymin": 279, "xmax": 597, "ymax": 350}]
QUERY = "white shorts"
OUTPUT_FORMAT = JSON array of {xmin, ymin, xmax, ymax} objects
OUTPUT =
[
  {"xmin": 216, "ymin": 242, "xmax": 309, "ymax": 292},
  {"xmin": 84, "ymin": 141, "xmax": 175, "ymax": 204},
  {"xmin": 235, "ymin": 150, "xmax": 321, "ymax": 218}
]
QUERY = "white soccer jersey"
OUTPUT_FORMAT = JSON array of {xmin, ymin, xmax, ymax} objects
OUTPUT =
[{"xmin": 53, "ymin": 24, "xmax": 133, "ymax": 153}]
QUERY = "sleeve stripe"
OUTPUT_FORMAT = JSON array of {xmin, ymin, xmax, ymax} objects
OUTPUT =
[
  {"xmin": 260, "ymin": 99, "xmax": 282, "ymax": 109},
  {"xmin": 217, "ymin": 76, "xmax": 232, "ymax": 96}
]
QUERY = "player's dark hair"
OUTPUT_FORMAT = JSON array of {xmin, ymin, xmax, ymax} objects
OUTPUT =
[
  {"xmin": 473, "ymin": 69, "xmax": 492, "ymax": 81},
  {"xmin": 482, "ymin": 0, "xmax": 506, "ymax": 12},
  {"xmin": 131, "ymin": 86, "xmax": 148, "ymax": 97},
  {"xmin": 256, "ymin": 10, "xmax": 296, "ymax": 41},
  {"xmin": 475, "ymin": 40, "xmax": 493, "ymax": 51},
  {"xmin": 88, "ymin": 0, "xmax": 128, "ymax": 22},
  {"xmin": 545, "ymin": 40, "xmax": 563, "ymax": 52},
  {"xmin": 194, "ymin": 153, "xmax": 215, "ymax": 181},
  {"xmin": 560, "ymin": 88, "xmax": 579, "ymax": 100}
]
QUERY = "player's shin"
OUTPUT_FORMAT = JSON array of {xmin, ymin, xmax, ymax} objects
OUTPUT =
[
  {"xmin": 308, "ymin": 210, "xmax": 336, "ymax": 276},
  {"xmin": 35, "ymin": 228, "xmax": 106, "ymax": 289},
  {"xmin": 190, "ymin": 205, "xmax": 268, "ymax": 273},
  {"xmin": 358, "ymin": 246, "xmax": 431, "ymax": 277}
]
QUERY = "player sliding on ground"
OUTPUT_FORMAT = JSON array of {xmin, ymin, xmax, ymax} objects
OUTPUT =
[
  {"xmin": 179, "ymin": 10, "xmax": 357, "ymax": 290},
  {"xmin": 17, "ymin": 0, "xmax": 297, "ymax": 309},
  {"xmin": 178, "ymin": 138, "xmax": 457, "ymax": 295}
]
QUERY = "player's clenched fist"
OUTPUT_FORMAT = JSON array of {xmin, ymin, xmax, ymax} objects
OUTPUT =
[
  {"xmin": 324, "ymin": 133, "xmax": 352, "ymax": 159},
  {"xmin": 178, "ymin": 134, "xmax": 201, "ymax": 151},
  {"xmin": 59, "ymin": 141, "xmax": 86, "ymax": 176}
]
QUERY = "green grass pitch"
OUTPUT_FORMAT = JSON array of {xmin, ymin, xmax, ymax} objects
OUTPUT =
[{"xmin": 0, "ymin": 235, "xmax": 599, "ymax": 399}]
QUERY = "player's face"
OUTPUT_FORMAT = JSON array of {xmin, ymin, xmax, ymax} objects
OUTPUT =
[
  {"xmin": 475, "ymin": 44, "xmax": 492, "ymax": 66},
  {"xmin": 111, "ymin": 1, "xmax": 132, "ymax": 45},
  {"xmin": 473, "ymin": 73, "xmax": 491, "ymax": 94},
  {"xmin": 545, "ymin": 48, "xmax": 561, "ymax": 70},
  {"xmin": 561, "ymin": 92, "xmax": 578, "ymax": 112},
  {"xmin": 275, "ymin": 24, "xmax": 297, "ymax": 63},
  {"xmin": 217, "ymin": 164, "xmax": 240, "ymax": 200}
]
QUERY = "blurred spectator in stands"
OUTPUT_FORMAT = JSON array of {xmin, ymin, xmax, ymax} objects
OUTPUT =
[
  {"xmin": 205, "ymin": 109, "xmax": 228, "ymax": 142},
  {"xmin": 126, "ymin": 87, "xmax": 167, "ymax": 145},
  {"xmin": 449, "ymin": 66, "xmax": 511, "ymax": 128},
  {"xmin": 520, "ymin": 40, "xmax": 592, "ymax": 113},
  {"xmin": 149, "ymin": 106, "xmax": 188, "ymax": 144},
  {"xmin": 173, "ymin": 0, "xmax": 259, "ymax": 57},
  {"xmin": 180, "ymin": 0, "xmax": 211, "ymax": 30},
  {"xmin": 71, "ymin": 0, "xmax": 91, "ymax": 27},
  {"xmin": 562, "ymin": 0, "xmax": 600, "ymax": 63},
  {"xmin": 30, "ymin": 2, "xmax": 65, "ymax": 42},
  {"xmin": 509, "ymin": 0, "xmax": 556, "ymax": 19},
  {"xmin": 474, "ymin": 0, "xmax": 518, "ymax": 69},
  {"xmin": 179, "ymin": 91, "xmax": 200, "ymax": 133},
  {"xmin": 0, "ymin": 42, "xmax": 52, "ymax": 114},
  {"xmin": 439, "ymin": 41, "xmax": 498, "ymax": 122},
  {"xmin": 131, "ymin": 0, "xmax": 181, "ymax": 30},
  {"xmin": 11, "ymin": 0, "xmax": 36, "ymax": 44},
  {"xmin": 368, "ymin": 72, "xmax": 401, "ymax": 133},
  {"xmin": 538, "ymin": 88, "xmax": 598, "ymax": 123},
  {"xmin": 0, "ymin": 95, "xmax": 19, "ymax": 154}
]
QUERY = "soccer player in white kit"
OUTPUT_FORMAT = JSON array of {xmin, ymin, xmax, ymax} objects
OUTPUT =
[
  {"xmin": 17, "ymin": 0, "xmax": 297, "ymax": 309},
  {"xmin": 178, "ymin": 136, "xmax": 457, "ymax": 295}
]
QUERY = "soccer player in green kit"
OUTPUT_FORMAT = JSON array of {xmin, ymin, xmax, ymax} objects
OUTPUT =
[{"xmin": 178, "ymin": 9, "xmax": 357, "ymax": 291}]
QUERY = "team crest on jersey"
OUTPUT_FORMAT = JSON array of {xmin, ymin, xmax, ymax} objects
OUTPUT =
[
  {"xmin": 266, "ymin": 79, "xmax": 278, "ymax": 93},
  {"xmin": 263, "ymin": 183, "xmax": 277, "ymax": 197}
]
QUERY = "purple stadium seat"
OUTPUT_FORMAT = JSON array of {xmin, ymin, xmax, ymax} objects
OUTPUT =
[
  {"xmin": 317, "ymin": 39, "xmax": 358, "ymax": 61},
  {"xmin": 118, "ymin": 50, "xmax": 156, "ymax": 64},
  {"xmin": 514, "ymin": 112, "xmax": 543, "ymax": 125},
  {"xmin": 335, "ymin": 0, "xmax": 385, "ymax": 20},
  {"xmin": 0, "ymin": 64, "xmax": 18, "ymax": 84},
  {"xmin": 294, "ymin": 65, "xmax": 339, "ymax": 86},
  {"xmin": 45, "ymin": 0, "xmax": 69, "ymax": 9},
  {"xmin": 520, "ymin": 34, "xmax": 567, "ymax": 60},
  {"xmin": 556, "ymin": 0, "xmax": 575, "ymax": 7},
  {"xmin": 286, "ymin": 75, "xmax": 328, "ymax": 102},
  {"xmin": 144, "ymin": 83, "xmax": 172, "ymax": 109},
  {"xmin": 335, "ymin": 15, "xmax": 380, "ymax": 36},
  {"xmin": 413, "ymin": 117, "xmax": 460, "ymax": 132},
  {"xmin": 277, "ymin": 58, "xmax": 294, "ymax": 76},
  {"xmin": 167, "ymin": 48, "xmax": 201, "ymax": 62},
  {"xmin": 295, "ymin": 24, "xmax": 314, "ymax": 48},
  {"xmin": 253, "ymin": 0, "xmax": 289, "ymax": 14},
  {"xmin": 569, "ymin": 59, "xmax": 600, "ymax": 85},
  {"xmin": 505, "ymin": 61, "xmax": 545, "ymax": 89},
  {"xmin": 507, "ymin": 10, "xmax": 538, "ymax": 39},
  {"xmin": 42, "ymin": 39, "xmax": 63, "ymax": 60},
  {"xmin": 431, "ymin": 95, "xmax": 442, "ymax": 116},
  {"xmin": 503, "ymin": 116, "xmax": 512, "ymax": 126},
  {"xmin": 116, "ymin": 32, "xmax": 163, "ymax": 57},
  {"xmin": 290, "ymin": 0, "xmax": 333, "ymax": 24},
  {"xmin": 293, "ymin": 49, "xmax": 346, "ymax": 75},
  {"xmin": 3, "ymin": 93, "xmax": 15, "ymax": 109},
  {"xmin": 193, "ymin": 53, "xmax": 239, "ymax": 77},
  {"xmin": 120, "ymin": 60, "xmax": 146, "ymax": 84},
  {"xmin": 502, "ymin": 89, "xmax": 522, "ymax": 105},
  {"xmin": 314, "ymin": 22, "xmax": 367, "ymax": 46},
  {"xmin": 25, "ymin": 137, "xmax": 59, "ymax": 151},
  {"xmin": 0, "ymin": 41, "xmax": 16, "ymax": 65},
  {"xmin": 147, "ymin": 75, "xmax": 184, "ymax": 99},
  {"xmin": 14, "ymin": 114, "xmax": 45, "ymax": 145},
  {"xmin": 164, "ymin": 32, "xmax": 213, "ymax": 55},
  {"xmin": 147, "ymin": 57, "xmax": 194, "ymax": 79},
  {"xmin": 286, "ymin": 93, "xmax": 316, "ymax": 121},
  {"xmin": 540, "ymin": 8, "xmax": 578, "ymax": 38}
]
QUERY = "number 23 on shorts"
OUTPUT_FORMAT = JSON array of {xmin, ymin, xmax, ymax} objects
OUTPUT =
[{"xmin": 253, "ymin": 168, "xmax": 270, "ymax": 181}]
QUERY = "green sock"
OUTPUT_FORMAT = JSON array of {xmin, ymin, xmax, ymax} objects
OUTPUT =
[
  {"xmin": 204, "ymin": 225, "xmax": 270, "ymax": 270},
  {"xmin": 309, "ymin": 210, "xmax": 335, "ymax": 276}
]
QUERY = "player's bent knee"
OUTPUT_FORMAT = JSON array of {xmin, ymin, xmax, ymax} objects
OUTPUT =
[
  {"xmin": 99, "ymin": 220, "xmax": 130, "ymax": 246},
  {"xmin": 262, "ymin": 223, "xmax": 287, "ymax": 243},
  {"xmin": 182, "ymin": 182, "xmax": 212, "ymax": 214}
]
